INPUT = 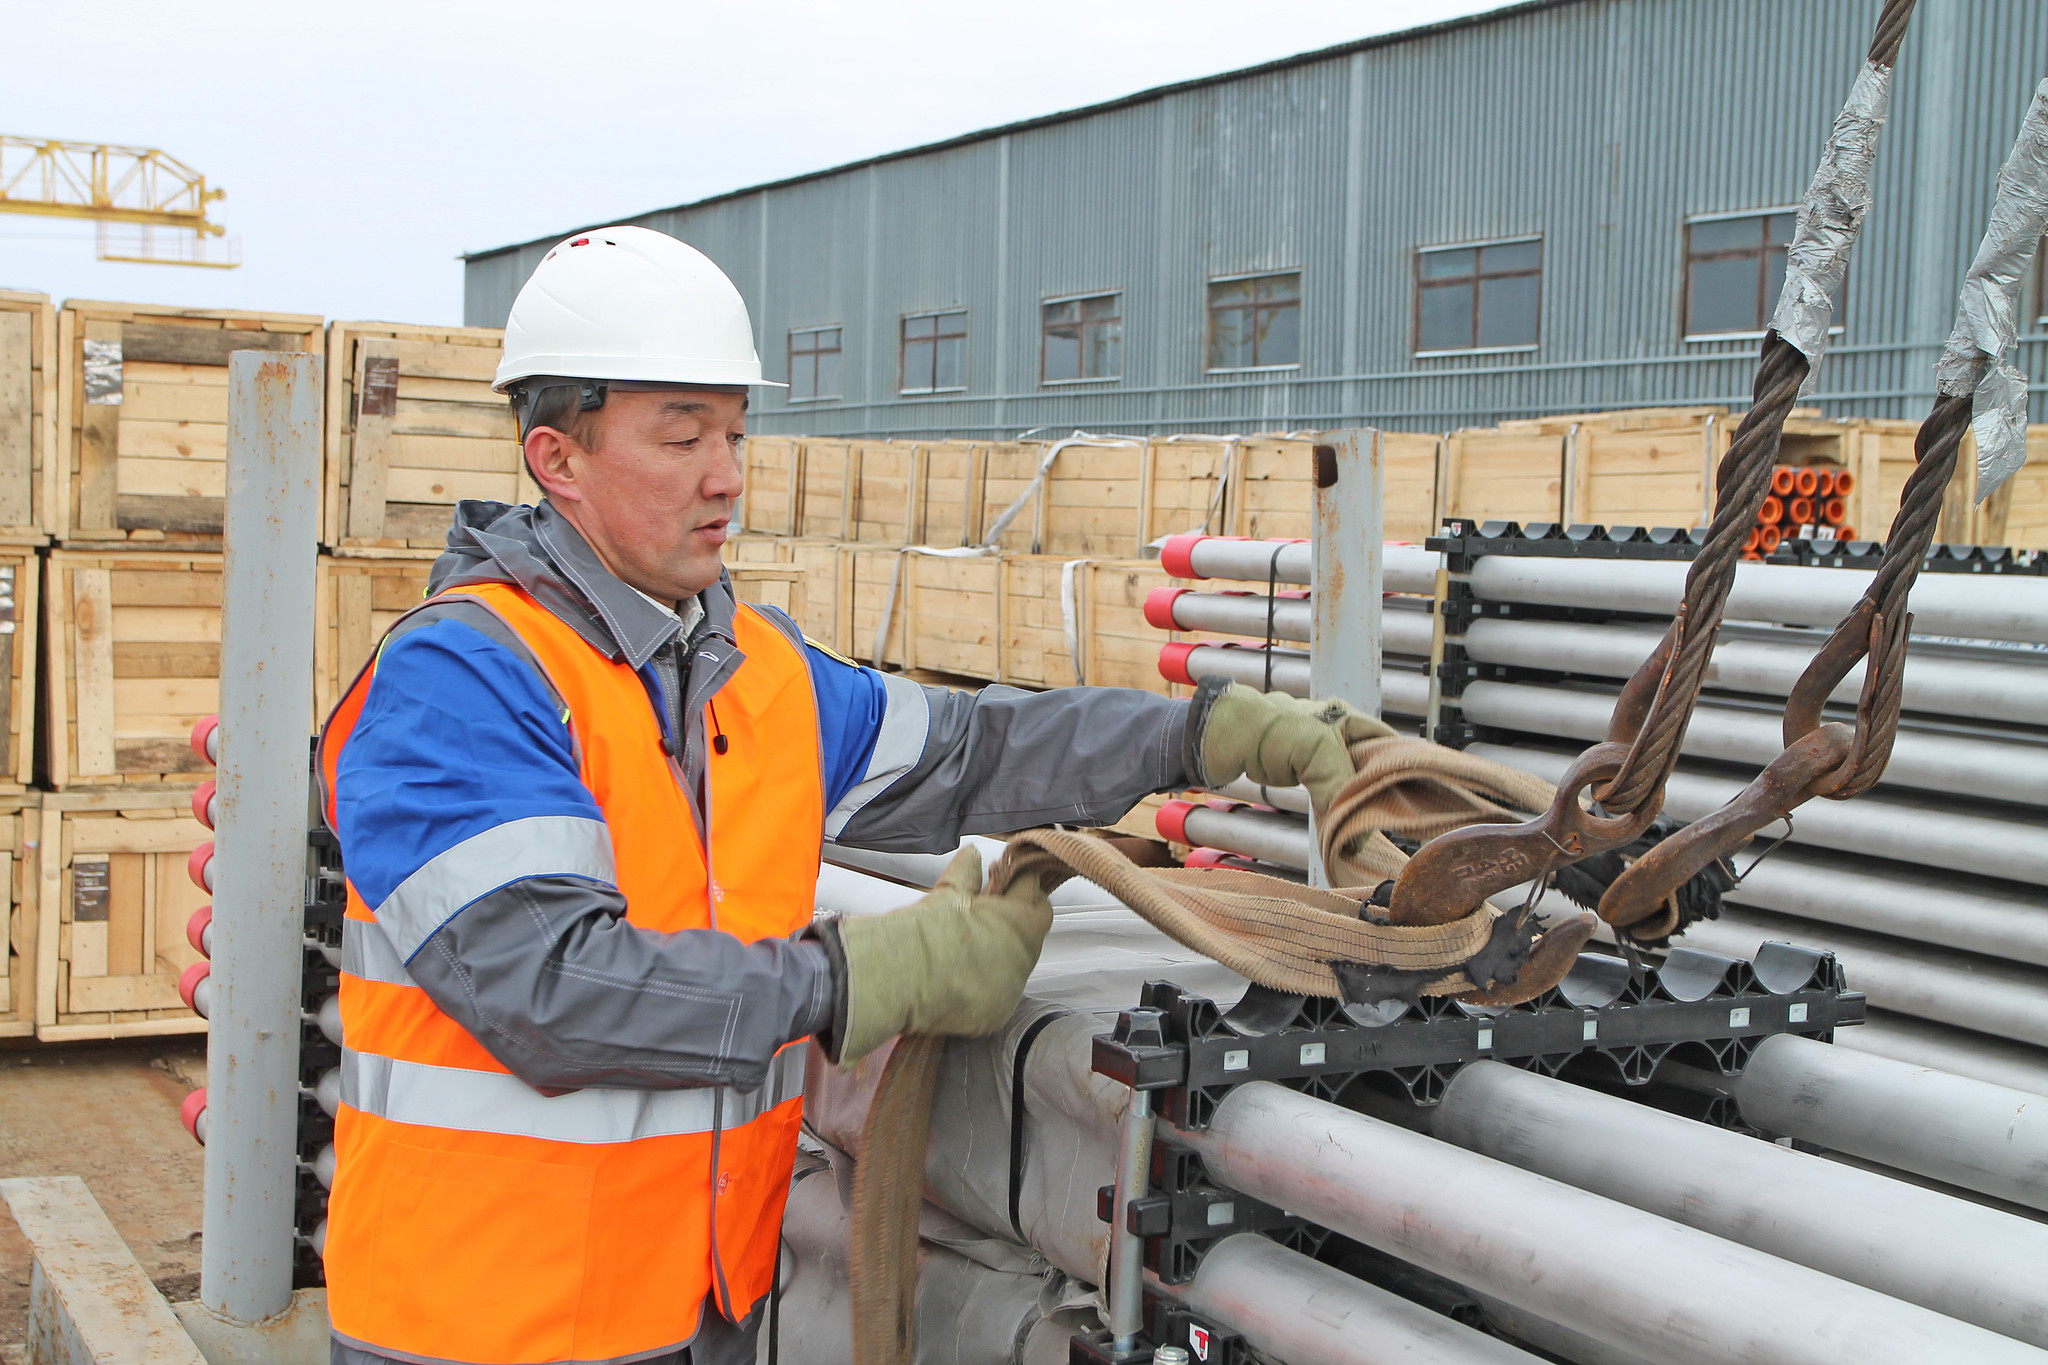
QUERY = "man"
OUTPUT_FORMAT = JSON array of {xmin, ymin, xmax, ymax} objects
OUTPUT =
[{"xmin": 318, "ymin": 225, "xmax": 1363, "ymax": 1365}]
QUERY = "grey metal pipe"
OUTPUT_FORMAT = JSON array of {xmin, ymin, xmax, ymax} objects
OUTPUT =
[
  {"xmin": 1659, "ymin": 907, "xmax": 2048, "ymax": 1049},
  {"xmin": 1456, "ymin": 680, "xmax": 2048, "ymax": 805},
  {"xmin": 1835, "ymin": 1010, "xmax": 2048, "ymax": 1097},
  {"xmin": 1177, "ymin": 1081, "xmax": 2047, "ymax": 1364},
  {"xmin": 1209, "ymin": 776, "xmax": 1312, "ymax": 816},
  {"xmin": 1719, "ymin": 846, "xmax": 2048, "ymax": 969},
  {"xmin": 1467, "ymin": 555, "xmax": 2048, "ymax": 645},
  {"xmin": 1175, "ymin": 804, "xmax": 1313, "ymax": 871},
  {"xmin": 1461, "ymin": 616, "xmax": 2048, "ymax": 727},
  {"xmin": 1178, "ymin": 1234, "xmax": 1547, "ymax": 1365},
  {"xmin": 1732, "ymin": 1033, "xmax": 2048, "ymax": 1212},
  {"xmin": 1106, "ymin": 1087, "xmax": 1155, "ymax": 1351},
  {"xmin": 1467, "ymin": 743, "xmax": 2048, "ymax": 887},
  {"xmin": 1170, "ymin": 536, "xmax": 1438, "ymax": 594},
  {"xmin": 1430, "ymin": 1061, "xmax": 2048, "ymax": 1347},
  {"xmin": 201, "ymin": 351, "xmax": 324, "ymax": 1325},
  {"xmin": 1155, "ymin": 590, "xmax": 1437, "ymax": 655},
  {"xmin": 1310, "ymin": 428, "xmax": 1385, "ymax": 722}
]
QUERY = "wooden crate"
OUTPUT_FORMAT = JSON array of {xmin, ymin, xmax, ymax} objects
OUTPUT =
[
  {"xmin": 909, "ymin": 441, "xmax": 980, "ymax": 547},
  {"xmin": 1993, "ymin": 430, "xmax": 2048, "ymax": 550},
  {"xmin": 1227, "ymin": 433, "xmax": 1441, "ymax": 541},
  {"xmin": 783, "ymin": 539, "xmax": 851, "ymax": 652},
  {"xmin": 740, "ymin": 436, "xmax": 802, "ymax": 536},
  {"xmin": 0, "ymin": 291, "xmax": 57, "ymax": 541},
  {"xmin": 0, "ymin": 794, "xmax": 39, "ymax": 1038},
  {"xmin": 893, "ymin": 552, "xmax": 1001, "ymax": 680},
  {"xmin": 796, "ymin": 440, "xmax": 856, "ymax": 540},
  {"xmin": 1499, "ymin": 405, "xmax": 1730, "ymax": 435},
  {"xmin": 0, "ymin": 547, "xmax": 39, "ymax": 792},
  {"xmin": 1084, "ymin": 559, "xmax": 1183, "ymax": 693},
  {"xmin": 1441, "ymin": 430, "xmax": 1566, "ymax": 525},
  {"xmin": 326, "ymin": 321, "xmax": 538, "ymax": 551},
  {"xmin": 1566, "ymin": 420, "xmax": 1720, "ymax": 530},
  {"xmin": 314, "ymin": 552, "xmax": 437, "ymax": 722},
  {"xmin": 54, "ymin": 301, "xmax": 322, "ymax": 545},
  {"xmin": 33, "ymin": 790, "xmax": 208, "ymax": 1042},
  {"xmin": 997, "ymin": 555, "xmax": 1085, "ymax": 689},
  {"xmin": 729, "ymin": 564, "xmax": 807, "ymax": 624},
  {"xmin": 972, "ymin": 441, "xmax": 1055, "ymax": 550},
  {"xmin": 46, "ymin": 549, "xmax": 220, "ymax": 789}
]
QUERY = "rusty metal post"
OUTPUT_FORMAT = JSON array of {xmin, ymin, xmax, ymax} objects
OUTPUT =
[
  {"xmin": 200, "ymin": 350, "xmax": 322, "ymax": 1326},
  {"xmin": 1310, "ymin": 429, "xmax": 1383, "ymax": 888}
]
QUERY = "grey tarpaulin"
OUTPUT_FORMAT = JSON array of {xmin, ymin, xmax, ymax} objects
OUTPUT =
[
  {"xmin": 773, "ymin": 1150, "xmax": 1097, "ymax": 1365},
  {"xmin": 1769, "ymin": 60, "xmax": 1892, "ymax": 395},
  {"xmin": 1934, "ymin": 79, "xmax": 2048, "ymax": 501}
]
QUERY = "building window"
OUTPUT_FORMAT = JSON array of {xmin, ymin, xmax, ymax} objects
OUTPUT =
[
  {"xmin": 1684, "ymin": 211, "xmax": 1797, "ymax": 337},
  {"xmin": 1207, "ymin": 272, "xmax": 1301, "ymax": 371},
  {"xmin": 1415, "ymin": 238, "xmax": 1542, "ymax": 354},
  {"xmin": 1042, "ymin": 293, "xmax": 1122, "ymax": 383},
  {"xmin": 788, "ymin": 326, "xmax": 841, "ymax": 402},
  {"xmin": 901, "ymin": 310, "xmax": 967, "ymax": 394}
]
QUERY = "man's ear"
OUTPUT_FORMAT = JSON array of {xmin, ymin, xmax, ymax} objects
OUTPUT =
[{"xmin": 524, "ymin": 426, "xmax": 583, "ymax": 503}]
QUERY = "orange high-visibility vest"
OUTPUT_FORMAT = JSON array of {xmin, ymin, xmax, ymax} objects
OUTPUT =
[{"xmin": 318, "ymin": 581, "xmax": 822, "ymax": 1364}]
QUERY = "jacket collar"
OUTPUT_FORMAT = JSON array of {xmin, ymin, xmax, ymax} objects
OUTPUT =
[{"xmin": 429, "ymin": 499, "xmax": 738, "ymax": 671}]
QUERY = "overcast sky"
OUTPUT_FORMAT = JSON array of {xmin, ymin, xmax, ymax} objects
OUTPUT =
[{"xmin": 4, "ymin": 0, "xmax": 1501, "ymax": 326}]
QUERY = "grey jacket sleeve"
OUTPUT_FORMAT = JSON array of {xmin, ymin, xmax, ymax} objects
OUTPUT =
[
  {"xmin": 830, "ymin": 675, "xmax": 1191, "ymax": 854},
  {"xmin": 401, "ymin": 877, "xmax": 836, "ymax": 1093}
]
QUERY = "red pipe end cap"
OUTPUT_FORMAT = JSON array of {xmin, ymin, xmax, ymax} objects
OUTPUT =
[
  {"xmin": 180, "ymin": 1088, "xmax": 207, "ymax": 1144},
  {"xmin": 1184, "ymin": 847, "xmax": 1230, "ymax": 869},
  {"xmin": 177, "ymin": 961, "xmax": 211, "ymax": 1012},
  {"xmin": 1794, "ymin": 466, "xmax": 1820, "ymax": 496},
  {"xmin": 1156, "ymin": 799, "xmax": 1197, "ymax": 844},
  {"xmin": 188, "ymin": 842, "xmax": 214, "ymax": 894},
  {"xmin": 1770, "ymin": 466, "xmax": 1797, "ymax": 495},
  {"xmin": 190, "ymin": 715, "xmax": 219, "ymax": 766},
  {"xmin": 1158, "ymin": 642, "xmax": 1200, "ymax": 687},
  {"xmin": 1143, "ymin": 586, "xmax": 1189, "ymax": 631},
  {"xmin": 1159, "ymin": 534, "xmax": 1208, "ymax": 579},
  {"xmin": 192, "ymin": 779, "xmax": 217, "ymax": 830},
  {"xmin": 186, "ymin": 905, "xmax": 212, "ymax": 957}
]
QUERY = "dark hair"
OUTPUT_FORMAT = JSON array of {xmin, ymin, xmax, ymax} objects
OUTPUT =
[{"xmin": 511, "ymin": 382, "xmax": 605, "ymax": 493}]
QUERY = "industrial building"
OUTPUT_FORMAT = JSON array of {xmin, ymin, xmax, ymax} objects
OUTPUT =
[{"xmin": 464, "ymin": 0, "xmax": 2048, "ymax": 437}]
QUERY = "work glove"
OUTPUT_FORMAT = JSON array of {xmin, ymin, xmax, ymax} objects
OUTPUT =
[
  {"xmin": 1194, "ymin": 680, "xmax": 1394, "ymax": 812},
  {"xmin": 827, "ymin": 845, "xmax": 1053, "ymax": 1066}
]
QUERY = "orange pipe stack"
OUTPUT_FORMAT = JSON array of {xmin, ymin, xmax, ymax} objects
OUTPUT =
[{"xmin": 1750, "ymin": 464, "xmax": 1856, "ymax": 557}]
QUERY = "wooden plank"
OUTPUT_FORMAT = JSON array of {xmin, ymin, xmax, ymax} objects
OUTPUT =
[
  {"xmin": 119, "ymin": 360, "xmax": 228, "ymax": 388},
  {"xmin": 384, "ymin": 466, "xmax": 520, "ymax": 504},
  {"xmin": 71, "ymin": 568, "xmax": 118, "ymax": 775},
  {"xmin": 109, "ymin": 568, "xmax": 220, "ymax": 607},
  {"xmin": 336, "ymin": 568, "xmax": 375, "ymax": 706},
  {"xmin": 112, "ymin": 605, "xmax": 220, "ymax": 644},
  {"xmin": 0, "ymin": 310, "xmax": 31, "ymax": 528},
  {"xmin": 398, "ymin": 374, "xmax": 500, "ymax": 403},
  {"xmin": 389, "ymin": 399, "xmax": 517, "ymax": 442},
  {"xmin": 77, "ymin": 320, "xmax": 122, "ymax": 535},
  {"xmin": 67, "ymin": 972, "xmax": 184, "ymax": 1013},
  {"xmin": 382, "ymin": 503, "xmax": 458, "ymax": 541},
  {"xmin": 35, "ymin": 807, "xmax": 59, "ymax": 1023},
  {"xmin": 381, "ymin": 432, "xmax": 521, "ymax": 471},
  {"xmin": 388, "ymin": 337, "xmax": 501, "ymax": 382},
  {"xmin": 346, "ymin": 340, "xmax": 398, "ymax": 539},
  {"xmin": 115, "ymin": 457, "xmax": 226, "ymax": 499},
  {"xmin": 112, "ymin": 678, "xmax": 218, "ymax": 714},
  {"xmin": 106, "ymin": 853, "xmax": 144, "ymax": 977},
  {"xmin": 111, "ymin": 643, "xmax": 219, "ymax": 676},
  {"xmin": 116, "ymin": 495, "xmax": 223, "ymax": 536},
  {"xmin": 120, "ymin": 322, "xmax": 308, "ymax": 367},
  {"xmin": 117, "ymin": 417, "xmax": 226, "ymax": 462},
  {"xmin": 69, "ymin": 817, "xmax": 209, "ymax": 855},
  {"xmin": 118, "ymin": 381, "xmax": 222, "ymax": 424}
]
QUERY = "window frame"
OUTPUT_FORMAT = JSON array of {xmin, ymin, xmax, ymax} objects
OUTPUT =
[
  {"xmin": 1205, "ymin": 269, "xmax": 1304, "ymax": 374},
  {"xmin": 786, "ymin": 324, "xmax": 843, "ymax": 403},
  {"xmin": 1040, "ymin": 290, "xmax": 1124, "ymax": 386},
  {"xmin": 1679, "ymin": 206, "xmax": 1845, "ymax": 343},
  {"xmin": 898, "ymin": 307, "xmax": 969, "ymax": 395},
  {"xmin": 1411, "ymin": 234, "xmax": 1544, "ymax": 358}
]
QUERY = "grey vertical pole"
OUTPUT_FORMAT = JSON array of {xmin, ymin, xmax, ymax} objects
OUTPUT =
[
  {"xmin": 1309, "ymin": 428, "xmax": 1384, "ymax": 889},
  {"xmin": 201, "ymin": 350, "xmax": 322, "ymax": 1325}
]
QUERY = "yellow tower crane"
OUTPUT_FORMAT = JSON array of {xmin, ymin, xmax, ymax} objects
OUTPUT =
[{"xmin": 0, "ymin": 136, "xmax": 239, "ymax": 268}]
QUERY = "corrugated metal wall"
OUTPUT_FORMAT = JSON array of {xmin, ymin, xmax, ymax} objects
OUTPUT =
[{"xmin": 464, "ymin": 0, "xmax": 2048, "ymax": 437}]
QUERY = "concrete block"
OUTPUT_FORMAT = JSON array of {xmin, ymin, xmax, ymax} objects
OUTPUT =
[{"xmin": 0, "ymin": 1175, "xmax": 206, "ymax": 1365}]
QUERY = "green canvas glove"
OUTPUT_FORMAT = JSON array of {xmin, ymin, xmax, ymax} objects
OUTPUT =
[
  {"xmin": 1199, "ymin": 682, "xmax": 1394, "ymax": 812},
  {"xmin": 831, "ymin": 846, "xmax": 1053, "ymax": 1066}
]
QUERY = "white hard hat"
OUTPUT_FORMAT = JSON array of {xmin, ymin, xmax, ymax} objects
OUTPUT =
[{"xmin": 493, "ymin": 225, "xmax": 783, "ymax": 391}]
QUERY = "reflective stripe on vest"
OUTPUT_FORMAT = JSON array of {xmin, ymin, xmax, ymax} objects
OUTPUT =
[
  {"xmin": 320, "ymin": 582, "xmax": 825, "ymax": 1365},
  {"xmin": 340, "ymin": 1043, "xmax": 808, "ymax": 1145}
]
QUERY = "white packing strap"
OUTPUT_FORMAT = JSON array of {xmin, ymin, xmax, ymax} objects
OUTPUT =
[
  {"xmin": 871, "ymin": 544, "xmax": 997, "ymax": 668},
  {"xmin": 1935, "ymin": 79, "xmax": 2048, "ymax": 501},
  {"xmin": 1058, "ymin": 557, "xmax": 1094, "ymax": 687},
  {"xmin": 1769, "ymin": 60, "xmax": 1893, "ymax": 395},
  {"xmin": 979, "ymin": 430, "xmax": 1144, "ymax": 552}
]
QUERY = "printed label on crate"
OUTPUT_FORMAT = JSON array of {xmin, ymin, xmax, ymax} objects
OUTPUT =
[
  {"xmin": 0, "ymin": 565, "xmax": 13, "ymax": 634},
  {"xmin": 360, "ymin": 354, "xmax": 400, "ymax": 418},
  {"xmin": 72, "ymin": 857, "xmax": 111, "ymax": 923},
  {"xmin": 83, "ymin": 339, "xmax": 124, "ymax": 405}
]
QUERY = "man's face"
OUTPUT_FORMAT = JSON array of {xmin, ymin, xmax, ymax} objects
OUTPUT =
[{"xmin": 530, "ymin": 388, "xmax": 747, "ymax": 605}]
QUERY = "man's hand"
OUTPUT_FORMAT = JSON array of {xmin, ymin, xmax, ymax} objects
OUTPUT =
[
  {"xmin": 1197, "ymin": 681, "xmax": 1394, "ymax": 812},
  {"xmin": 830, "ymin": 846, "xmax": 1053, "ymax": 1065}
]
